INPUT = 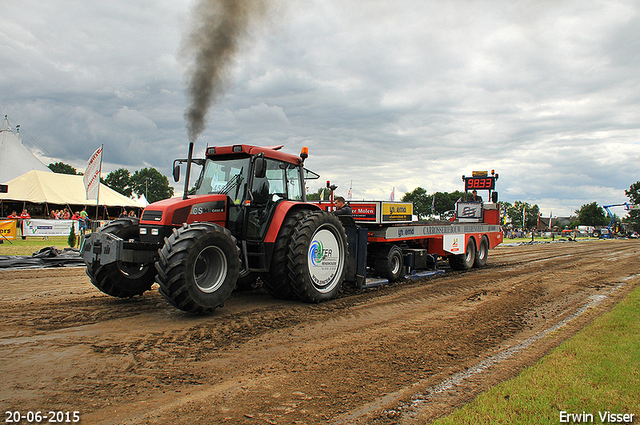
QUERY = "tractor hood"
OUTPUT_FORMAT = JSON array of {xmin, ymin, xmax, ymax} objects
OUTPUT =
[{"xmin": 140, "ymin": 194, "xmax": 228, "ymax": 227}]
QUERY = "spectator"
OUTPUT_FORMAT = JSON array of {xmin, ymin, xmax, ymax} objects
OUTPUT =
[
  {"xmin": 8, "ymin": 210, "xmax": 19, "ymax": 219},
  {"xmin": 20, "ymin": 209, "xmax": 31, "ymax": 219},
  {"xmin": 79, "ymin": 207, "xmax": 89, "ymax": 235}
]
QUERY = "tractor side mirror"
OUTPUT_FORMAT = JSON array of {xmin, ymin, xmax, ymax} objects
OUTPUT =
[
  {"xmin": 492, "ymin": 191, "xmax": 498, "ymax": 203},
  {"xmin": 173, "ymin": 164, "xmax": 181, "ymax": 182},
  {"xmin": 254, "ymin": 157, "xmax": 267, "ymax": 179}
]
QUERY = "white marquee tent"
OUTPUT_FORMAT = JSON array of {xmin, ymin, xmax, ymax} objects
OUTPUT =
[
  {"xmin": 0, "ymin": 115, "xmax": 52, "ymax": 184},
  {"xmin": 0, "ymin": 170, "xmax": 144, "ymax": 208}
]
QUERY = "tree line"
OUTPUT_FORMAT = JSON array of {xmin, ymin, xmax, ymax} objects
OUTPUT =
[
  {"xmin": 46, "ymin": 161, "xmax": 640, "ymax": 231},
  {"xmin": 399, "ymin": 181, "xmax": 640, "ymax": 231},
  {"xmin": 48, "ymin": 162, "xmax": 174, "ymax": 204}
]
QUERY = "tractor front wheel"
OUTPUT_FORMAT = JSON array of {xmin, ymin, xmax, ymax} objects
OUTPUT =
[
  {"xmin": 85, "ymin": 217, "xmax": 156, "ymax": 298},
  {"xmin": 155, "ymin": 223, "xmax": 239, "ymax": 313}
]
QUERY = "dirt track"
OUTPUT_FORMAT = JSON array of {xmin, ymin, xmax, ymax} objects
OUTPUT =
[{"xmin": 0, "ymin": 239, "xmax": 638, "ymax": 424}]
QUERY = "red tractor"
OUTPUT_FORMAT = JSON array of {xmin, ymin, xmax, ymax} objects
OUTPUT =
[{"xmin": 81, "ymin": 144, "xmax": 349, "ymax": 313}]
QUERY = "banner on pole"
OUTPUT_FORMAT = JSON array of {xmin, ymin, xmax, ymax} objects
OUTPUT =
[
  {"xmin": 0, "ymin": 219, "xmax": 17, "ymax": 240},
  {"xmin": 83, "ymin": 146, "xmax": 103, "ymax": 200}
]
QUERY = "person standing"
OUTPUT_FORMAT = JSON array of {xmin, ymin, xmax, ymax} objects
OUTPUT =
[
  {"xmin": 332, "ymin": 196, "xmax": 352, "ymax": 216},
  {"xmin": 470, "ymin": 190, "xmax": 483, "ymax": 202},
  {"xmin": 79, "ymin": 207, "xmax": 89, "ymax": 234}
]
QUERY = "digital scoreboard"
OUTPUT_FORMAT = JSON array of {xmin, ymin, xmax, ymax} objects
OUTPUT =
[
  {"xmin": 463, "ymin": 171, "xmax": 498, "ymax": 192},
  {"xmin": 464, "ymin": 176, "xmax": 496, "ymax": 191}
]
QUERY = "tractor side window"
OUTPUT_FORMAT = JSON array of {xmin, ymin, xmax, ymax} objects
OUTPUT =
[
  {"xmin": 287, "ymin": 165, "xmax": 303, "ymax": 200},
  {"xmin": 253, "ymin": 159, "xmax": 287, "ymax": 201}
]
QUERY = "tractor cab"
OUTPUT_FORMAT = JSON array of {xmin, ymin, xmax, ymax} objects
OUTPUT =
[{"xmin": 184, "ymin": 145, "xmax": 316, "ymax": 241}]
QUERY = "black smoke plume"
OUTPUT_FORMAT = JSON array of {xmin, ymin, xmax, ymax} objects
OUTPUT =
[{"xmin": 183, "ymin": 0, "xmax": 268, "ymax": 142}]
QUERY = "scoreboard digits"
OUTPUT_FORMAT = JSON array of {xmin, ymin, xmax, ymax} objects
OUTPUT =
[{"xmin": 464, "ymin": 176, "xmax": 495, "ymax": 191}]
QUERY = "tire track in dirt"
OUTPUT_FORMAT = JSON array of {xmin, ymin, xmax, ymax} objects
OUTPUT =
[{"xmin": 0, "ymin": 240, "xmax": 637, "ymax": 424}]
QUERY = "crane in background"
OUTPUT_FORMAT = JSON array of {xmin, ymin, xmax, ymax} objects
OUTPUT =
[{"xmin": 599, "ymin": 203, "xmax": 639, "ymax": 238}]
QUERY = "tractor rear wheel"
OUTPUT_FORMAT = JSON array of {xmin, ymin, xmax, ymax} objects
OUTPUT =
[
  {"xmin": 374, "ymin": 245, "xmax": 404, "ymax": 282},
  {"xmin": 262, "ymin": 209, "xmax": 309, "ymax": 299},
  {"xmin": 288, "ymin": 211, "xmax": 348, "ymax": 303},
  {"xmin": 449, "ymin": 237, "xmax": 476, "ymax": 270},
  {"xmin": 85, "ymin": 217, "xmax": 156, "ymax": 298},
  {"xmin": 155, "ymin": 223, "xmax": 239, "ymax": 313}
]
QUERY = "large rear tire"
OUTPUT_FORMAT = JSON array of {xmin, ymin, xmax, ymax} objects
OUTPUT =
[
  {"xmin": 262, "ymin": 209, "xmax": 309, "ymax": 300},
  {"xmin": 449, "ymin": 237, "xmax": 476, "ymax": 270},
  {"xmin": 288, "ymin": 211, "xmax": 348, "ymax": 303},
  {"xmin": 85, "ymin": 217, "xmax": 156, "ymax": 298},
  {"xmin": 474, "ymin": 236, "xmax": 489, "ymax": 268},
  {"xmin": 155, "ymin": 223, "xmax": 239, "ymax": 313},
  {"xmin": 373, "ymin": 245, "xmax": 404, "ymax": 282}
]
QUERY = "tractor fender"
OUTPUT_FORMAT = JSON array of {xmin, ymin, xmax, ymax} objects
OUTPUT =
[{"xmin": 264, "ymin": 201, "xmax": 320, "ymax": 243}]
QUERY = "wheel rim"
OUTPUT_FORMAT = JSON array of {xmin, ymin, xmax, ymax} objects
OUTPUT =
[
  {"xmin": 117, "ymin": 262, "xmax": 150, "ymax": 280},
  {"xmin": 391, "ymin": 253, "xmax": 401, "ymax": 275},
  {"xmin": 307, "ymin": 227, "xmax": 344, "ymax": 293},
  {"xmin": 478, "ymin": 242, "xmax": 487, "ymax": 260},
  {"xmin": 465, "ymin": 249, "xmax": 474, "ymax": 263},
  {"xmin": 193, "ymin": 245, "xmax": 228, "ymax": 293}
]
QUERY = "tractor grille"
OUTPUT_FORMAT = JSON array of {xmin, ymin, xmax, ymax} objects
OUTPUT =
[{"xmin": 141, "ymin": 210, "xmax": 163, "ymax": 222}]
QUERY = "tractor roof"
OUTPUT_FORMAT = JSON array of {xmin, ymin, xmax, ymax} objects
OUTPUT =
[{"xmin": 206, "ymin": 144, "xmax": 303, "ymax": 164}]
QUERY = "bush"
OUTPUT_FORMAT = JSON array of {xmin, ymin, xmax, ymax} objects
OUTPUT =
[{"xmin": 68, "ymin": 225, "xmax": 76, "ymax": 248}]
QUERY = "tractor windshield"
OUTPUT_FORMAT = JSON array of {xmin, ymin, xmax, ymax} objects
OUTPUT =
[{"xmin": 195, "ymin": 158, "xmax": 249, "ymax": 202}]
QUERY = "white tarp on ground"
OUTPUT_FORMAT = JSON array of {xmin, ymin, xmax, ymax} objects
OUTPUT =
[
  {"xmin": 0, "ymin": 170, "xmax": 144, "ymax": 208},
  {"xmin": 0, "ymin": 116, "xmax": 52, "ymax": 184}
]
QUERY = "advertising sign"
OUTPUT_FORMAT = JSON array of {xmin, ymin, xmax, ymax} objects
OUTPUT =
[
  {"xmin": 443, "ymin": 234, "xmax": 466, "ymax": 254},
  {"xmin": 350, "ymin": 203, "xmax": 378, "ymax": 222},
  {"xmin": 22, "ymin": 219, "xmax": 79, "ymax": 237},
  {"xmin": 382, "ymin": 202, "xmax": 413, "ymax": 222},
  {"xmin": 0, "ymin": 219, "xmax": 17, "ymax": 240},
  {"xmin": 456, "ymin": 202, "xmax": 483, "ymax": 222}
]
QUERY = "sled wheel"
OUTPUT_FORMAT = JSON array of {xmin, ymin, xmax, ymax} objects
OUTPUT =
[
  {"xmin": 374, "ymin": 245, "xmax": 404, "ymax": 282},
  {"xmin": 473, "ymin": 236, "xmax": 489, "ymax": 268},
  {"xmin": 288, "ymin": 211, "xmax": 348, "ymax": 303},
  {"xmin": 155, "ymin": 223, "xmax": 239, "ymax": 313},
  {"xmin": 449, "ymin": 237, "xmax": 476, "ymax": 270},
  {"xmin": 85, "ymin": 217, "xmax": 156, "ymax": 298}
]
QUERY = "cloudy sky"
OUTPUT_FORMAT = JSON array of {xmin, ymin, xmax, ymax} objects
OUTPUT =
[{"xmin": 1, "ymin": 0, "xmax": 639, "ymax": 216}]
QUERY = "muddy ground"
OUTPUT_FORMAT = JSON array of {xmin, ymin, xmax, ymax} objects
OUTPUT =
[{"xmin": 0, "ymin": 239, "xmax": 638, "ymax": 424}]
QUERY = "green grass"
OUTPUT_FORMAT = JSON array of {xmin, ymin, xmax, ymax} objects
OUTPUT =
[
  {"xmin": 433, "ymin": 284, "xmax": 640, "ymax": 424},
  {"xmin": 0, "ymin": 236, "xmax": 77, "ymax": 256}
]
